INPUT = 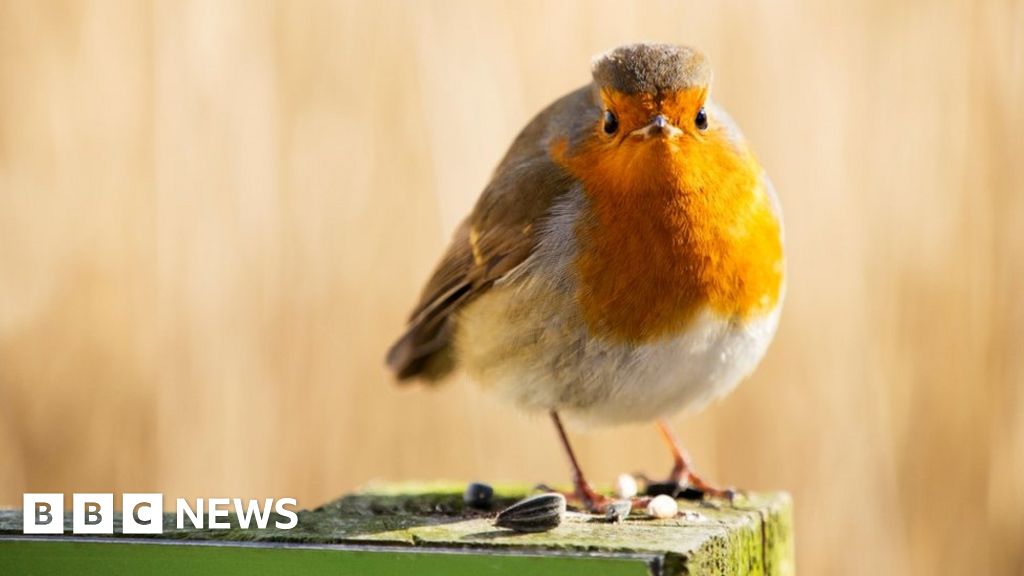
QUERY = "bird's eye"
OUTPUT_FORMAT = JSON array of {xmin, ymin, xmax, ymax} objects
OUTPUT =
[
  {"xmin": 602, "ymin": 110, "xmax": 618, "ymax": 135},
  {"xmin": 695, "ymin": 107, "xmax": 708, "ymax": 131}
]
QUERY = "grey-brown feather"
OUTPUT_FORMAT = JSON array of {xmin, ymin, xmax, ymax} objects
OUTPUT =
[
  {"xmin": 387, "ymin": 42, "xmax": 710, "ymax": 383},
  {"xmin": 386, "ymin": 86, "xmax": 597, "ymax": 382},
  {"xmin": 591, "ymin": 44, "xmax": 711, "ymax": 95}
]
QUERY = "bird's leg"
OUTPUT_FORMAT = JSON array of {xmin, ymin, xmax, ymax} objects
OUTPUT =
[
  {"xmin": 658, "ymin": 420, "xmax": 692, "ymax": 485},
  {"xmin": 649, "ymin": 419, "xmax": 734, "ymax": 500},
  {"xmin": 549, "ymin": 411, "xmax": 609, "ymax": 513}
]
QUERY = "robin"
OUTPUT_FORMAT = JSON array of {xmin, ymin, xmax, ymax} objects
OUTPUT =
[{"xmin": 386, "ymin": 43, "xmax": 784, "ymax": 512}]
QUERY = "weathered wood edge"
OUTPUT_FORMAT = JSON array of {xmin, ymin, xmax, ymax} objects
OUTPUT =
[{"xmin": 0, "ymin": 483, "xmax": 794, "ymax": 576}]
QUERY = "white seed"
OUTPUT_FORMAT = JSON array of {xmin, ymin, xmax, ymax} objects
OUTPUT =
[
  {"xmin": 615, "ymin": 474, "xmax": 638, "ymax": 499},
  {"xmin": 647, "ymin": 494, "xmax": 679, "ymax": 519}
]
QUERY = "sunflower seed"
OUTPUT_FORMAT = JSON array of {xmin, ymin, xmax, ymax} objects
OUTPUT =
[
  {"xmin": 494, "ymin": 493, "xmax": 566, "ymax": 532},
  {"xmin": 646, "ymin": 481, "xmax": 682, "ymax": 497}
]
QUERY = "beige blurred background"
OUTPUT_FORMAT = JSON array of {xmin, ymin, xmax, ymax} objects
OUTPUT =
[{"xmin": 1, "ymin": 0, "xmax": 1022, "ymax": 573}]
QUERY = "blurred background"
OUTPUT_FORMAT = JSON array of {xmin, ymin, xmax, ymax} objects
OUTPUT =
[{"xmin": 1, "ymin": 0, "xmax": 1021, "ymax": 573}]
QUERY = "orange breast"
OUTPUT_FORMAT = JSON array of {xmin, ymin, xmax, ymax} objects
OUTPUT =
[{"xmin": 552, "ymin": 130, "xmax": 784, "ymax": 344}]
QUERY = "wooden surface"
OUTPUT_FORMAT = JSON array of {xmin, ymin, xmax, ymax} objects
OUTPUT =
[
  {"xmin": 0, "ymin": 484, "xmax": 794, "ymax": 576},
  {"xmin": 0, "ymin": 2, "xmax": 1022, "ymax": 576}
]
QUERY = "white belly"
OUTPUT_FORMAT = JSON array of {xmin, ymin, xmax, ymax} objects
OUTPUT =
[{"xmin": 455, "ymin": 280, "xmax": 780, "ymax": 427}]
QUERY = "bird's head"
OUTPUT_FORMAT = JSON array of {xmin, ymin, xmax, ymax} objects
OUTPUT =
[
  {"xmin": 553, "ymin": 44, "xmax": 754, "ymax": 199},
  {"xmin": 590, "ymin": 43, "xmax": 712, "ymax": 146},
  {"xmin": 549, "ymin": 45, "xmax": 781, "ymax": 340}
]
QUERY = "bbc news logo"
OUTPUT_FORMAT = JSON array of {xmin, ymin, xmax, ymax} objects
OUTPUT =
[{"xmin": 23, "ymin": 493, "xmax": 298, "ymax": 535}]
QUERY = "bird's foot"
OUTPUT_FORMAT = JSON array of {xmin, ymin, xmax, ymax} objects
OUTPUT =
[
  {"xmin": 644, "ymin": 421, "xmax": 738, "ymax": 502},
  {"xmin": 636, "ymin": 471, "xmax": 738, "ymax": 503},
  {"xmin": 535, "ymin": 483, "xmax": 657, "ymax": 515},
  {"xmin": 534, "ymin": 481, "xmax": 615, "ymax": 514}
]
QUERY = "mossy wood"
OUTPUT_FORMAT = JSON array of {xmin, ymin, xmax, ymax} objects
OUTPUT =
[{"xmin": 0, "ymin": 483, "xmax": 794, "ymax": 575}]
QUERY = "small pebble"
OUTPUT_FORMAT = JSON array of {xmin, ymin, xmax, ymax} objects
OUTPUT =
[
  {"xmin": 605, "ymin": 499, "xmax": 632, "ymax": 523},
  {"xmin": 494, "ymin": 493, "xmax": 566, "ymax": 533},
  {"xmin": 463, "ymin": 482, "xmax": 494, "ymax": 510},
  {"xmin": 680, "ymin": 510, "xmax": 708, "ymax": 522},
  {"xmin": 615, "ymin": 474, "xmax": 638, "ymax": 499},
  {"xmin": 646, "ymin": 494, "xmax": 679, "ymax": 519}
]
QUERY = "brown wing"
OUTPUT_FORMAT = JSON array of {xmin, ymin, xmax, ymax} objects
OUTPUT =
[{"xmin": 386, "ymin": 86, "xmax": 595, "ymax": 382}]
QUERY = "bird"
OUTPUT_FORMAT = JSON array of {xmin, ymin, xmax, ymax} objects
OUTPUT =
[{"xmin": 386, "ymin": 43, "xmax": 785, "ymax": 512}]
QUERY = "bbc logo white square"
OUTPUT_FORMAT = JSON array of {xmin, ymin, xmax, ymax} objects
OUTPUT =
[
  {"xmin": 73, "ymin": 493, "xmax": 113, "ymax": 534},
  {"xmin": 23, "ymin": 493, "xmax": 64, "ymax": 534},
  {"xmin": 122, "ymin": 493, "xmax": 163, "ymax": 534}
]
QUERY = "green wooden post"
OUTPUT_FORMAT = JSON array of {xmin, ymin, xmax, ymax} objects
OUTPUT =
[{"xmin": 0, "ymin": 483, "xmax": 793, "ymax": 575}]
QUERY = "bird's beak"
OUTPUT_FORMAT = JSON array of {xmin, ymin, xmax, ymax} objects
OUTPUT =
[{"xmin": 630, "ymin": 114, "xmax": 683, "ymax": 140}]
